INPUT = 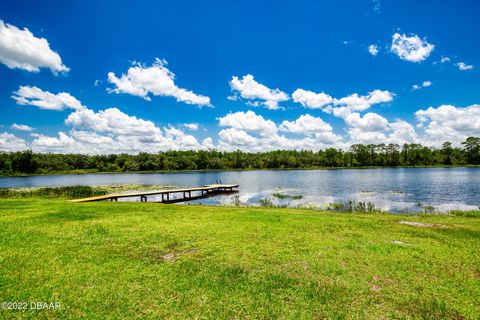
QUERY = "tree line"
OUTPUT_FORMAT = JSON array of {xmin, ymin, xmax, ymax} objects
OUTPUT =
[{"xmin": 1, "ymin": 137, "xmax": 479, "ymax": 175}]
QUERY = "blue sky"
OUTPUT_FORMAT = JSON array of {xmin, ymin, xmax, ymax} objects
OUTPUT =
[{"xmin": 0, "ymin": 0, "xmax": 479, "ymax": 153}]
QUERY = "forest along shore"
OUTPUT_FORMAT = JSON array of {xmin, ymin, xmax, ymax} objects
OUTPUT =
[{"xmin": 1, "ymin": 137, "xmax": 479, "ymax": 175}]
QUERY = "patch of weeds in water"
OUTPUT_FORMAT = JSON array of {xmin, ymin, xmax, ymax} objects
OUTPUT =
[
  {"xmin": 324, "ymin": 200, "xmax": 378, "ymax": 213},
  {"xmin": 327, "ymin": 203, "xmax": 345, "ymax": 210},
  {"xmin": 360, "ymin": 190, "xmax": 375, "ymax": 194},
  {"xmin": 416, "ymin": 202, "xmax": 438, "ymax": 215},
  {"xmin": 395, "ymin": 208, "xmax": 416, "ymax": 214},
  {"xmin": 295, "ymin": 202, "xmax": 320, "ymax": 210},
  {"xmin": 422, "ymin": 205, "xmax": 436, "ymax": 215},
  {"xmin": 272, "ymin": 193, "xmax": 303, "ymax": 200},
  {"xmin": 344, "ymin": 199, "xmax": 378, "ymax": 213},
  {"xmin": 259, "ymin": 197, "xmax": 275, "ymax": 207},
  {"xmin": 231, "ymin": 195, "xmax": 241, "ymax": 206}
]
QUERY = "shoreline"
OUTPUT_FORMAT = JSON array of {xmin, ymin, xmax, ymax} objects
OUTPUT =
[
  {"xmin": 1, "ymin": 185, "xmax": 478, "ymax": 216},
  {"xmin": 1, "ymin": 164, "xmax": 480, "ymax": 178}
]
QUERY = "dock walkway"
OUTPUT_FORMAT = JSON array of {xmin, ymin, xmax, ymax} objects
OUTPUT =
[{"xmin": 69, "ymin": 184, "xmax": 239, "ymax": 203}]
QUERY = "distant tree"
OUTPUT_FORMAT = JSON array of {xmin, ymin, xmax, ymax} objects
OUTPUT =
[
  {"xmin": 11, "ymin": 150, "xmax": 37, "ymax": 174},
  {"xmin": 441, "ymin": 141, "xmax": 453, "ymax": 165},
  {"xmin": 462, "ymin": 137, "xmax": 480, "ymax": 164}
]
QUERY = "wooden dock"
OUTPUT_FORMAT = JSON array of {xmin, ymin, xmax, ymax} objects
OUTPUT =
[{"xmin": 69, "ymin": 184, "xmax": 239, "ymax": 203}]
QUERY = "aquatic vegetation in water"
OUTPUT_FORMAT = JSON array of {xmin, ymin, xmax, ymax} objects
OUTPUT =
[
  {"xmin": 344, "ymin": 199, "xmax": 378, "ymax": 213},
  {"xmin": 326, "ymin": 203, "xmax": 345, "ymax": 210},
  {"xmin": 257, "ymin": 197, "xmax": 288, "ymax": 208},
  {"xmin": 259, "ymin": 197, "xmax": 275, "ymax": 207},
  {"xmin": 272, "ymin": 193, "xmax": 303, "ymax": 200},
  {"xmin": 360, "ymin": 190, "xmax": 375, "ymax": 194},
  {"xmin": 296, "ymin": 202, "xmax": 321, "ymax": 210},
  {"xmin": 324, "ymin": 199, "xmax": 378, "ymax": 213},
  {"xmin": 231, "ymin": 195, "xmax": 241, "ymax": 207},
  {"xmin": 416, "ymin": 202, "xmax": 438, "ymax": 214}
]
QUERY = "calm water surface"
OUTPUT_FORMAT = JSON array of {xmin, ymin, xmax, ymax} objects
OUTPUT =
[{"xmin": 1, "ymin": 168, "xmax": 479, "ymax": 213}]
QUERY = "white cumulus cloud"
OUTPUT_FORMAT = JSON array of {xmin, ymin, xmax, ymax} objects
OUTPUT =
[
  {"xmin": 391, "ymin": 33, "xmax": 434, "ymax": 62},
  {"xmin": 441, "ymin": 56, "xmax": 450, "ymax": 63},
  {"xmin": 217, "ymin": 111, "xmax": 343, "ymax": 151},
  {"xmin": 293, "ymin": 88, "xmax": 394, "ymax": 113},
  {"xmin": 347, "ymin": 115, "xmax": 418, "ymax": 145},
  {"xmin": 229, "ymin": 74, "xmax": 289, "ymax": 110},
  {"xmin": 422, "ymin": 81, "xmax": 432, "ymax": 87},
  {"xmin": 345, "ymin": 112, "xmax": 389, "ymax": 132},
  {"xmin": 0, "ymin": 132, "xmax": 28, "ymax": 151},
  {"xmin": 388, "ymin": 120, "xmax": 418, "ymax": 144},
  {"xmin": 292, "ymin": 89, "xmax": 333, "ymax": 109},
  {"xmin": 12, "ymin": 89, "xmax": 215, "ymax": 154},
  {"xmin": 0, "ymin": 20, "xmax": 69, "ymax": 74},
  {"xmin": 11, "ymin": 123, "xmax": 33, "ymax": 131},
  {"xmin": 32, "ymin": 108, "xmax": 212, "ymax": 154},
  {"xmin": 107, "ymin": 58, "xmax": 211, "ymax": 107},
  {"xmin": 218, "ymin": 128, "xmax": 258, "ymax": 147},
  {"xmin": 217, "ymin": 110, "xmax": 278, "ymax": 135},
  {"xmin": 456, "ymin": 62, "xmax": 474, "ymax": 71},
  {"xmin": 279, "ymin": 114, "xmax": 333, "ymax": 134},
  {"xmin": 183, "ymin": 123, "xmax": 200, "ymax": 131},
  {"xmin": 412, "ymin": 80, "xmax": 432, "ymax": 91},
  {"xmin": 12, "ymin": 86, "xmax": 85, "ymax": 111},
  {"xmin": 65, "ymin": 107, "xmax": 162, "ymax": 136},
  {"xmin": 415, "ymin": 104, "xmax": 480, "ymax": 145},
  {"xmin": 333, "ymin": 89, "xmax": 394, "ymax": 112},
  {"xmin": 368, "ymin": 44, "xmax": 379, "ymax": 56}
]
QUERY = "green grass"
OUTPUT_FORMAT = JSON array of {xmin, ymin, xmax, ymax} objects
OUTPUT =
[
  {"xmin": 0, "ymin": 198, "xmax": 479, "ymax": 319},
  {"xmin": 0, "ymin": 185, "xmax": 107, "ymax": 198},
  {"xmin": 0, "ymin": 184, "xmax": 176, "ymax": 199}
]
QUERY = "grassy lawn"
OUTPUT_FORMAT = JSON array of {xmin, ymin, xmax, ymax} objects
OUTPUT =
[{"xmin": 0, "ymin": 198, "xmax": 479, "ymax": 319}]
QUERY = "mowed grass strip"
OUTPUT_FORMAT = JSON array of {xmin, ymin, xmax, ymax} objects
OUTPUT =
[{"xmin": 0, "ymin": 199, "xmax": 479, "ymax": 319}]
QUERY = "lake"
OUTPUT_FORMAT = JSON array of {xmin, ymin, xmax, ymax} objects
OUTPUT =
[{"xmin": 1, "ymin": 167, "xmax": 479, "ymax": 213}]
